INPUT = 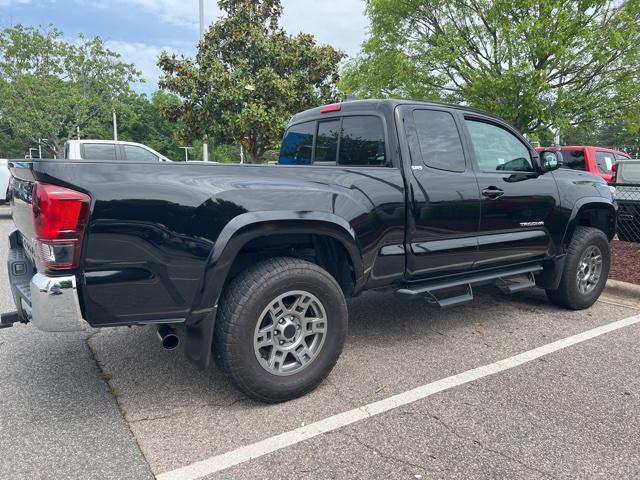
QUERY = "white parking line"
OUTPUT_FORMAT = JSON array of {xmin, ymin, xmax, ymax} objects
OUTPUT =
[{"xmin": 157, "ymin": 313, "xmax": 640, "ymax": 480}]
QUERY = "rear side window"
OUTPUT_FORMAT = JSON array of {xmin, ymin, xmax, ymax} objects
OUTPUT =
[
  {"xmin": 559, "ymin": 150, "xmax": 586, "ymax": 171},
  {"xmin": 595, "ymin": 151, "xmax": 615, "ymax": 174},
  {"xmin": 338, "ymin": 116, "xmax": 386, "ymax": 166},
  {"xmin": 123, "ymin": 145, "xmax": 158, "ymax": 162},
  {"xmin": 278, "ymin": 116, "xmax": 387, "ymax": 167},
  {"xmin": 82, "ymin": 143, "xmax": 117, "ymax": 160},
  {"xmin": 279, "ymin": 121, "xmax": 314, "ymax": 165},
  {"xmin": 413, "ymin": 110, "xmax": 465, "ymax": 172}
]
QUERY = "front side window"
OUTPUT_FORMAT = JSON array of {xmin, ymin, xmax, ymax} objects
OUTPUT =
[
  {"xmin": 338, "ymin": 116, "xmax": 386, "ymax": 166},
  {"xmin": 123, "ymin": 145, "xmax": 159, "ymax": 162},
  {"xmin": 414, "ymin": 110, "xmax": 465, "ymax": 172},
  {"xmin": 82, "ymin": 143, "xmax": 117, "ymax": 160},
  {"xmin": 595, "ymin": 151, "xmax": 615, "ymax": 174},
  {"xmin": 466, "ymin": 120, "xmax": 533, "ymax": 172}
]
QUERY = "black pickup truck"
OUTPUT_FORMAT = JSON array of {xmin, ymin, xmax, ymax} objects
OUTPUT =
[{"xmin": 2, "ymin": 100, "xmax": 617, "ymax": 402}]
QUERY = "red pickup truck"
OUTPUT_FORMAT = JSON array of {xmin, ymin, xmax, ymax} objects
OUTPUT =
[{"xmin": 535, "ymin": 146, "xmax": 631, "ymax": 184}]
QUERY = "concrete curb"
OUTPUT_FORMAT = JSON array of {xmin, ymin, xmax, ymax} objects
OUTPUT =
[{"xmin": 601, "ymin": 279, "xmax": 640, "ymax": 308}]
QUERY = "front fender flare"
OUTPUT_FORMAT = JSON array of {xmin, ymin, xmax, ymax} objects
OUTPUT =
[{"xmin": 182, "ymin": 211, "xmax": 362, "ymax": 368}]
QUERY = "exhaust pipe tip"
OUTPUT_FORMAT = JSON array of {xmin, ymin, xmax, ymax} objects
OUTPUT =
[{"xmin": 156, "ymin": 324, "xmax": 180, "ymax": 350}]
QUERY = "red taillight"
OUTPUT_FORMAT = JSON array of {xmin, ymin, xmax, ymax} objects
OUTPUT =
[
  {"xmin": 320, "ymin": 103, "xmax": 341, "ymax": 113},
  {"xmin": 32, "ymin": 182, "xmax": 90, "ymax": 270},
  {"xmin": 611, "ymin": 163, "xmax": 618, "ymax": 183}
]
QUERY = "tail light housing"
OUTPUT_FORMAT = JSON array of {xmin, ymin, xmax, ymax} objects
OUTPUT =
[
  {"xmin": 611, "ymin": 163, "xmax": 618, "ymax": 183},
  {"xmin": 32, "ymin": 182, "xmax": 90, "ymax": 270}
]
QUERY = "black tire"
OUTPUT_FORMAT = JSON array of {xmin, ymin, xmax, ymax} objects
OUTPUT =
[
  {"xmin": 546, "ymin": 226, "xmax": 610, "ymax": 310},
  {"xmin": 213, "ymin": 257, "xmax": 348, "ymax": 403}
]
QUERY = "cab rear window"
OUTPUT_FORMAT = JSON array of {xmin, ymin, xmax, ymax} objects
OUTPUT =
[{"xmin": 279, "ymin": 116, "xmax": 386, "ymax": 167}]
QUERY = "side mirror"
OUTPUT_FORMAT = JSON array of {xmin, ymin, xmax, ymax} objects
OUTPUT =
[{"xmin": 539, "ymin": 150, "xmax": 560, "ymax": 173}]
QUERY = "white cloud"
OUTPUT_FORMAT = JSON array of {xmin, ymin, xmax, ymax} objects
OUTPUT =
[
  {"xmin": 115, "ymin": 0, "xmax": 367, "ymax": 57},
  {"xmin": 281, "ymin": 0, "xmax": 368, "ymax": 57},
  {"xmin": 106, "ymin": 40, "xmax": 181, "ymax": 94},
  {"xmin": 107, "ymin": 1, "xmax": 369, "ymax": 93},
  {"xmin": 0, "ymin": 0, "xmax": 31, "ymax": 5},
  {"xmin": 116, "ymin": 0, "xmax": 220, "ymax": 30}
]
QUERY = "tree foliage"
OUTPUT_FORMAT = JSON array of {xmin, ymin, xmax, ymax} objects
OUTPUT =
[
  {"xmin": 158, "ymin": 0, "xmax": 344, "ymax": 163},
  {"xmin": 341, "ymin": 0, "xmax": 640, "ymax": 135},
  {"xmin": 0, "ymin": 24, "xmax": 141, "ymax": 156}
]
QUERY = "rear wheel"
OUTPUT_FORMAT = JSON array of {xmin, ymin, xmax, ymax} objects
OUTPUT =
[
  {"xmin": 214, "ymin": 257, "xmax": 348, "ymax": 402},
  {"xmin": 546, "ymin": 227, "xmax": 610, "ymax": 310}
]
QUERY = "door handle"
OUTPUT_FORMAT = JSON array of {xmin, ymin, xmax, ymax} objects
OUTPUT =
[{"xmin": 481, "ymin": 187, "xmax": 504, "ymax": 199}]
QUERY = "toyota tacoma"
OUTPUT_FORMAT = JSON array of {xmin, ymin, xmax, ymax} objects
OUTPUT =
[{"xmin": 2, "ymin": 100, "xmax": 617, "ymax": 402}]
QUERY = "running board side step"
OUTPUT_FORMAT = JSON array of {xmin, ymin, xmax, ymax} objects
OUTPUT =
[{"xmin": 396, "ymin": 265, "xmax": 544, "ymax": 308}]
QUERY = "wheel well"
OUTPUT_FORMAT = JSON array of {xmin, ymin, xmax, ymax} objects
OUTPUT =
[
  {"xmin": 569, "ymin": 205, "xmax": 616, "ymax": 243},
  {"xmin": 225, "ymin": 234, "xmax": 356, "ymax": 296}
]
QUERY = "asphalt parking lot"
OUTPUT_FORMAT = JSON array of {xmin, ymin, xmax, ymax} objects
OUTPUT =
[{"xmin": 1, "ymin": 204, "xmax": 639, "ymax": 480}]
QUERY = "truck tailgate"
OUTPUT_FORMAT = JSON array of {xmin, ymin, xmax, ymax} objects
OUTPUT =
[{"xmin": 8, "ymin": 160, "xmax": 36, "ymax": 242}]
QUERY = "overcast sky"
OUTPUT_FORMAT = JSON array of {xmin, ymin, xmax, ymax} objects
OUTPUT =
[{"xmin": 0, "ymin": 0, "xmax": 369, "ymax": 94}]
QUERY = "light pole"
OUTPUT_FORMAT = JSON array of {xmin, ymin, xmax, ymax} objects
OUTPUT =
[
  {"xmin": 199, "ymin": 0, "xmax": 209, "ymax": 162},
  {"xmin": 199, "ymin": 0, "xmax": 205, "ymax": 37},
  {"xmin": 112, "ymin": 111, "xmax": 118, "ymax": 141},
  {"xmin": 180, "ymin": 146, "xmax": 192, "ymax": 161},
  {"xmin": 38, "ymin": 138, "xmax": 48, "ymax": 159}
]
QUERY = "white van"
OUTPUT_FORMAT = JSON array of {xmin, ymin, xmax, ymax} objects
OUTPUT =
[{"xmin": 0, "ymin": 159, "xmax": 11, "ymax": 203}]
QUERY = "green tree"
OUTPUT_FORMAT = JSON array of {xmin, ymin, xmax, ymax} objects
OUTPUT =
[
  {"xmin": 563, "ymin": 120, "xmax": 640, "ymax": 155},
  {"xmin": 158, "ymin": 0, "xmax": 344, "ymax": 163},
  {"xmin": 0, "ymin": 117, "xmax": 31, "ymax": 158},
  {"xmin": 341, "ymin": 0, "xmax": 640, "ymax": 135},
  {"xmin": 0, "ymin": 25, "xmax": 141, "ymax": 157}
]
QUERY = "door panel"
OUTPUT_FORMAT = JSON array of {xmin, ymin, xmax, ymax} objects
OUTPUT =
[
  {"xmin": 399, "ymin": 106, "xmax": 481, "ymax": 279},
  {"xmin": 464, "ymin": 118, "xmax": 559, "ymax": 267}
]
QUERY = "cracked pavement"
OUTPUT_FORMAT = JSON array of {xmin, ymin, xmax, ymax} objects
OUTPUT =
[{"xmin": 1, "ymin": 206, "xmax": 639, "ymax": 479}]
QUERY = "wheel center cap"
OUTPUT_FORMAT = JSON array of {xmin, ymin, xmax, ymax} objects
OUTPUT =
[{"xmin": 283, "ymin": 324, "xmax": 297, "ymax": 339}]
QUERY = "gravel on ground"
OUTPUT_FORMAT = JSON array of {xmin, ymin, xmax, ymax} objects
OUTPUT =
[{"xmin": 610, "ymin": 240, "xmax": 640, "ymax": 285}]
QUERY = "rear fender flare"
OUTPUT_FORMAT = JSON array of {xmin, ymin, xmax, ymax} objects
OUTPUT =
[{"xmin": 182, "ymin": 211, "xmax": 362, "ymax": 367}]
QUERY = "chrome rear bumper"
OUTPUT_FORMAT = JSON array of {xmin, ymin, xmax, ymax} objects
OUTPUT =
[
  {"xmin": 29, "ymin": 273, "xmax": 86, "ymax": 332},
  {"xmin": 7, "ymin": 230, "xmax": 86, "ymax": 332}
]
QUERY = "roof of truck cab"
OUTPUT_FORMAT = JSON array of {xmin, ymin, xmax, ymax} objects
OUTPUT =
[
  {"xmin": 66, "ymin": 139, "xmax": 156, "ymax": 146},
  {"xmin": 290, "ymin": 99, "xmax": 503, "ymax": 124}
]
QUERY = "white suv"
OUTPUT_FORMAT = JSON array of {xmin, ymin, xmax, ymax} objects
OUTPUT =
[{"xmin": 64, "ymin": 140, "xmax": 172, "ymax": 162}]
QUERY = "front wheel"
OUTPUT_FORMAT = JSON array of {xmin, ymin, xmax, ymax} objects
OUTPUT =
[
  {"xmin": 546, "ymin": 226, "xmax": 610, "ymax": 310},
  {"xmin": 213, "ymin": 257, "xmax": 348, "ymax": 402}
]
